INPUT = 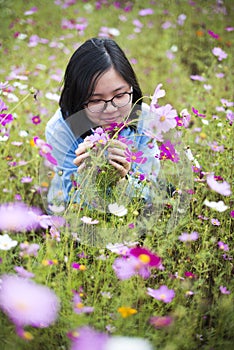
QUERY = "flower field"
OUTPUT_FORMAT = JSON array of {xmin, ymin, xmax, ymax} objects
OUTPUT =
[{"xmin": 0, "ymin": 1, "xmax": 233, "ymax": 349}]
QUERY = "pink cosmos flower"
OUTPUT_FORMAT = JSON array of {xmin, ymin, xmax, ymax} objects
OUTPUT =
[
  {"xmin": 139, "ymin": 8, "xmax": 154, "ymax": 16},
  {"xmin": 34, "ymin": 136, "xmax": 58, "ymax": 166},
  {"xmin": 14, "ymin": 266, "xmax": 35, "ymax": 279},
  {"xmin": 68, "ymin": 326, "xmax": 108, "ymax": 350},
  {"xmin": 211, "ymin": 218, "xmax": 220, "ymax": 226},
  {"xmin": 150, "ymin": 83, "xmax": 166, "ymax": 111},
  {"xmin": 21, "ymin": 176, "xmax": 33, "ymax": 183},
  {"xmin": 0, "ymin": 274, "xmax": 60, "ymax": 328},
  {"xmin": 149, "ymin": 315, "xmax": 173, "ymax": 329},
  {"xmin": 212, "ymin": 47, "xmax": 227, "ymax": 61},
  {"xmin": 178, "ymin": 231, "xmax": 199, "ymax": 242},
  {"xmin": 124, "ymin": 148, "xmax": 147, "ymax": 164},
  {"xmin": 220, "ymin": 286, "xmax": 231, "ymax": 295},
  {"xmin": 218, "ymin": 241, "xmax": 229, "ymax": 251},
  {"xmin": 113, "ymin": 247, "xmax": 161, "ymax": 280},
  {"xmin": 72, "ymin": 292, "xmax": 94, "ymax": 314},
  {"xmin": 113, "ymin": 255, "xmax": 151, "ymax": 280},
  {"xmin": 85, "ymin": 127, "xmax": 109, "ymax": 145},
  {"xmin": 190, "ymin": 75, "xmax": 206, "ymax": 81},
  {"xmin": 19, "ymin": 242, "xmax": 40, "ymax": 257},
  {"xmin": 207, "ymin": 173, "xmax": 232, "ymax": 196},
  {"xmin": 147, "ymin": 285, "xmax": 175, "ymax": 303},
  {"xmin": 0, "ymin": 202, "xmax": 42, "ymax": 232},
  {"xmin": 150, "ymin": 104, "xmax": 177, "ymax": 134}
]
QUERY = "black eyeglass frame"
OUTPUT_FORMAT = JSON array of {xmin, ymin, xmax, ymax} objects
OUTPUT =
[{"xmin": 84, "ymin": 90, "xmax": 133, "ymax": 113}]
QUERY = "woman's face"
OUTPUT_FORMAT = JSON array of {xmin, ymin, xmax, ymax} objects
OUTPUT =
[{"xmin": 84, "ymin": 67, "xmax": 132, "ymax": 128}]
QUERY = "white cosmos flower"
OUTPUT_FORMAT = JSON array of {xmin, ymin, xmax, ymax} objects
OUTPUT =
[
  {"xmin": 203, "ymin": 199, "xmax": 229, "ymax": 212},
  {"xmin": 104, "ymin": 336, "xmax": 153, "ymax": 350},
  {"xmin": 108, "ymin": 203, "xmax": 128, "ymax": 217},
  {"xmin": 0, "ymin": 234, "xmax": 18, "ymax": 251}
]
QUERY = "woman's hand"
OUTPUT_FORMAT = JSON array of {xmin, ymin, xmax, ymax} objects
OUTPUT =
[
  {"xmin": 107, "ymin": 139, "xmax": 131, "ymax": 178},
  {"xmin": 73, "ymin": 141, "xmax": 93, "ymax": 173}
]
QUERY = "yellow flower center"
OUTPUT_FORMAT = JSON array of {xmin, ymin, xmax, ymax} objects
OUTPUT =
[
  {"xmin": 76, "ymin": 302, "xmax": 84, "ymax": 309},
  {"xmin": 23, "ymin": 331, "xmax": 34, "ymax": 340},
  {"xmin": 159, "ymin": 294, "xmax": 166, "ymax": 300},
  {"xmin": 131, "ymin": 155, "xmax": 137, "ymax": 160},
  {"xmin": 139, "ymin": 254, "xmax": 150, "ymax": 264},
  {"xmin": 160, "ymin": 115, "xmax": 166, "ymax": 122}
]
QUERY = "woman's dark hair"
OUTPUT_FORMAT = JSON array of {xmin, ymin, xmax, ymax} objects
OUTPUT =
[{"xmin": 59, "ymin": 37, "xmax": 142, "ymax": 119}]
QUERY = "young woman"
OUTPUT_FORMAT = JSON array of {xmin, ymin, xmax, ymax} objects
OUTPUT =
[{"xmin": 45, "ymin": 37, "xmax": 160, "ymax": 211}]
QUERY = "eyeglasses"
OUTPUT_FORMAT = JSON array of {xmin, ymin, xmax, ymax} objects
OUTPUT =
[{"xmin": 85, "ymin": 90, "xmax": 133, "ymax": 113}]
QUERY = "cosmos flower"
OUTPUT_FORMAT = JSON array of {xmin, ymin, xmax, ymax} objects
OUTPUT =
[
  {"xmin": 0, "ymin": 274, "xmax": 60, "ymax": 328},
  {"xmin": 149, "ymin": 315, "xmax": 173, "ymax": 329},
  {"xmin": 129, "ymin": 247, "xmax": 161, "ymax": 267},
  {"xmin": 0, "ymin": 233, "xmax": 18, "ymax": 250},
  {"xmin": 72, "ymin": 292, "xmax": 94, "ymax": 314},
  {"xmin": 150, "ymin": 104, "xmax": 177, "ymax": 133},
  {"xmin": 108, "ymin": 203, "xmax": 128, "ymax": 216},
  {"xmin": 113, "ymin": 255, "xmax": 150, "ymax": 280},
  {"xmin": 68, "ymin": 326, "xmax": 108, "ymax": 350},
  {"xmin": 203, "ymin": 199, "xmax": 229, "ymax": 212},
  {"xmin": 147, "ymin": 285, "xmax": 175, "ymax": 303},
  {"xmin": 14, "ymin": 266, "xmax": 35, "ymax": 279},
  {"xmin": 112, "ymin": 247, "xmax": 161, "ymax": 280},
  {"xmin": 32, "ymin": 115, "xmax": 41, "ymax": 125},
  {"xmin": 217, "ymin": 241, "xmax": 229, "ymax": 251},
  {"xmin": 212, "ymin": 47, "xmax": 227, "ymax": 61},
  {"xmin": 124, "ymin": 148, "xmax": 147, "ymax": 164},
  {"xmin": 192, "ymin": 107, "xmax": 206, "ymax": 118},
  {"xmin": 138, "ymin": 8, "xmax": 154, "ymax": 16},
  {"xmin": 211, "ymin": 218, "xmax": 220, "ymax": 226},
  {"xmin": 159, "ymin": 140, "xmax": 180, "ymax": 163},
  {"xmin": 207, "ymin": 173, "xmax": 232, "ymax": 196},
  {"xmin": 178, "ymin": 231, "xmax": 199, "ymax": 242},
  {"xmin": 33, "ymin": 136, "xmax": 57, "ymax": 166},
  {"xmin": 19, "ymin": 242, "xmax": 40, "ymax": 257},
  {"xmin": 150, "ymin": 83, "xmax": 166, "ymax": 111},
  {"xmin": 0, "ymin": 202, "xmax": 42, "ymax": 232},
  {"xmin": 207, "ymin": 30, "xmax": 219, "ymax": 39},
  {"xmin": 80, "ymin": 216, "xmax": 99, "ymax": 224},
  {"xmin": 219, "ymin": 286, "xmax": 231, "ymax": 295}
]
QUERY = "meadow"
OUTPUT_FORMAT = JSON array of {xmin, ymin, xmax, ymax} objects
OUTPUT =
[{"xmin": 0, "ymin": 0, "xmax": 233, "ymax": 349}]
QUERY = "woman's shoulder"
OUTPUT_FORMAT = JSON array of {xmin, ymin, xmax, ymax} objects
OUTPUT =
[
  {"xmin": 47, "ymin": 109, "xmax": 64, "ymax": 127},
  {"xmin": 46, "ymin": 109, "xmax": 65, "ymax": 133}
]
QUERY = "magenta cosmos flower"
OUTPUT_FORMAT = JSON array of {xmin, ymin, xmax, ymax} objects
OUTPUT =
[
  {"xmin": 0, "ymin": 274, "xmax": 60, "ymax": 328},
  {"xmin": 147, "ymin": 285, "xmax": 175, "ymax": 303},
  {"xmin": 159, "ymin": 140, "xmax": 180, "ymax": 163},
  {"xmin": 129, "ymin": 247, "xmax": 161, "ymax": 267},
  {"xmin": 124, "ymin": 148, "xmax": 147, "ymax": 164},
  {"xmin": 113, "ymin": 247, "xmax": 161, "ymax": 280}
]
